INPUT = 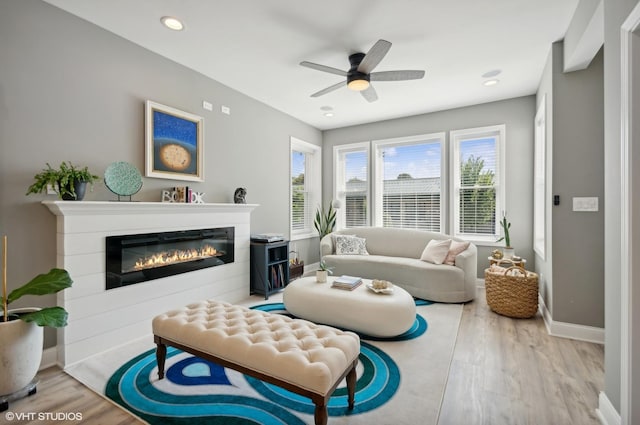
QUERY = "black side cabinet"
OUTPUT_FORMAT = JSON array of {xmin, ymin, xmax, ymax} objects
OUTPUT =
[{"xmin": 250, "ymin": 240, "xmax": 290, "ymax": 299}]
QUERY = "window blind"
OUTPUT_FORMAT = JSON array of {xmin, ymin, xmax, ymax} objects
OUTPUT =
[
  {"xmin": 343, "ymin": 150, "xmax": 368, "ymax": 228},
  {"xmin": 291, "ymin": 150, "xmax": 307, "ymax": 231},
  {"xmin": 379, "ymin": 142, "xmax": 441, "ymax": 231},
  {"xmin": 457, "ymin": 137, "xmax": 498, "ymax": 236}
]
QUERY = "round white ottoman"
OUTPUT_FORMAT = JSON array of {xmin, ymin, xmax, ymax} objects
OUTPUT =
[{"xmin": 283, "ymin": 276, "xmax": 416, "ymax": 337}]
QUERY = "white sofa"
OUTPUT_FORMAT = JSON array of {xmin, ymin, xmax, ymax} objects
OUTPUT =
[{"xmin": 320, "ymin": 227, "xmax": 477, "ymax": 303}]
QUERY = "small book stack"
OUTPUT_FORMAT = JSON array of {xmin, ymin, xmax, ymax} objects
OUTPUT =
[{"xmin": 331, "ymin": 275, "xmax": 363, "ymax": 291}]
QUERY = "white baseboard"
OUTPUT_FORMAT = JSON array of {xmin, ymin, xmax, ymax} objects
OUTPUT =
[
  {"xmin": 39, "ymin": 346, "xmax": 59, "ymax": 370},
  {"xmin": 305, "ymin": 262, "xmax": 320, "ymax": 274},
  {"xmin": 539, "ymin": 295, "xmax": 605, "ymax": 344},
  {"xmin": 596, "ymin": 391, "xmax": 621, "ymax": 425}
]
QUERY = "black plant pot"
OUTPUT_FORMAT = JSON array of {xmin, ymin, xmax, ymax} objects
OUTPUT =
[{"xmin": 60, "ymin": 180, "xmax": 87, "ymax": 201}]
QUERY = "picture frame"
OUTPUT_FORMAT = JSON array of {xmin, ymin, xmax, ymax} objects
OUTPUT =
[{"xmin": 145, "ymin": 100, "xmax": 204, "ymax": 182}]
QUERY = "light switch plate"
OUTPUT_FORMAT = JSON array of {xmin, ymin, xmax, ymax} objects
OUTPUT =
[{"xmin": 572, "ymin": 197, "xmax": 598, "ymax": 212}]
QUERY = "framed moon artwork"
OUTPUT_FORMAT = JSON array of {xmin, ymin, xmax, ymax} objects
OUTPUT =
[{"xmin": 145, "ymin": 100, "xmax": 204, "ymax": 182}]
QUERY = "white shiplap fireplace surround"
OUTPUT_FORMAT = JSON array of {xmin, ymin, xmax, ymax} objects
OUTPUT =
[{"xmin": 43, "ymin": 201, "xmax": 257, "ymax": 367}]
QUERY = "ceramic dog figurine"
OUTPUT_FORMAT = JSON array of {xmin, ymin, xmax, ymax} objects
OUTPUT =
[{"xmin": 234, "ymin": 187, "xmax": 247, "ymax": 204}]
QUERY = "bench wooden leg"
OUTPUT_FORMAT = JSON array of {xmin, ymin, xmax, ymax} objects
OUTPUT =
[
  {"xmin": 314, "ymin": 401, "xmax": 328, "ymax": 425},
  {"xmin": 155, "ymin": 338, "xmax": 167, "ymax": 380},
  {"xmin": 347, "ymin": 359, "xmax": 357, "ymax": 410}
]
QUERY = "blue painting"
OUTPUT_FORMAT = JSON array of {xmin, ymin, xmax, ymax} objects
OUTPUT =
[{"xmin": 145, "ymin": 101, "xmax": 204, "ymax": 182}]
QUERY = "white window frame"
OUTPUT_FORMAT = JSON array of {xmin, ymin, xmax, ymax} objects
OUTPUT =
[
  {"xmin": 290, "ymin": 137, "xmax": 321, "ymax": 241},
  {"xmin": 333, "ymin": 141, "xmax": 371, "ymax": 229},
  {"xmin": 371, "ymin": 133, "xmax": 446, "ymax": 231},
  {"xmin": 450, "ymin": 124, "xmax": 506, "ymax": 244}
]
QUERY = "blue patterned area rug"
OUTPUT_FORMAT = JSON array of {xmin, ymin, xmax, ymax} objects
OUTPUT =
[{"xmin": 65, "ymin": 299, "xmax": 462, "ymax": 425}]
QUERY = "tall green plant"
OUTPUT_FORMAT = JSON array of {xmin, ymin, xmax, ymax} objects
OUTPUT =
[
  {"xmin": 1, "ymin": 268, "xmax": 72, "ymax": 327},
  {"xmin": 314, "ymin": 203, "xmax": 336, "ymax": 240},
  {"xmin": 496, "ymin": 214, "xmax": 512, "ymax": 248}
]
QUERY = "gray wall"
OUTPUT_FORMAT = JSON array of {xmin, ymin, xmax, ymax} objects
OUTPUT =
[
  {"xmin": 0, "ymin": 0, "xmax": 321, "ymax": 347},
  {"xmin": 322, "ymin": 96, "xmax": 536, "ymax": 278},
  {"xmin": 603, "ymin": 0, "xmax": 640, "ymax": 414},
  {"xmin": 552, "ymin": 43, "xmax": 604, "ymax": 327},
  {"xmin": 535, "ymin": 42, "xmax": 604, "ymax": 328}
]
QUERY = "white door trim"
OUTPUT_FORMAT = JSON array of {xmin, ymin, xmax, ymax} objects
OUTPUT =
[{"xmin": 620, "ymin": 4, "xmax": 640, "ymax": 424}]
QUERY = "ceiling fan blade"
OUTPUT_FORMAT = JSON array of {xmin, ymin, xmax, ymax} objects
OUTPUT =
[
  {"xmin": 357, "ymin": 39, "xmax": 392, "ymax": 74},
  {"xmin": 370, "ymin": 70, "xmax": 426, "ymax": 81},
  {"xmin": 360, "ymin": 85, "xmax": 378, "ymax": 102},
  {"xmin": 310, "ymin": 80, "xmax": 346, "ymax": 97},
  {"xmin": 300, "ymin": 61, "xmax": 347, "ymax": 77}
]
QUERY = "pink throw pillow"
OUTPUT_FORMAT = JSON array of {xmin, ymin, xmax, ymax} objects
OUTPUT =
[
  {"xmin": 420, "ymin": 239, "xmax": 452, "ymax": 265},
  {"xmin": 444, "ymin": 240, "xmax": 471, "ymax": 265}
]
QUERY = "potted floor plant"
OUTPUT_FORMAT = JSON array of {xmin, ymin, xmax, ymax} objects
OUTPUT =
[
  {"xmin": 313, "ymin": 202, "xmax": 336, "ymax": 241},
  {"xmin": 26, "ymin": 161, "xmax": 99, "ymax": 200},
  {"xmin": 314, "ymin": 204, "xmax": 336, "ymax": 282},
  {"xmin": 0, "ymin": 237, "xmax": 72, "ymax": 396}
]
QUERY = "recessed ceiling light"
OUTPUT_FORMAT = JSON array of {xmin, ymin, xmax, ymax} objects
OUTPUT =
[
  {"xmin": 324, "ymin": 112, "xmax": 334, "ymax": 117},
  {"xmin": 482, "ymin": 69, "xmax": 502, "ymax": 78},
  {"xmin": 161, "ymin": 16, "xmax": 184, "ymax": 31},
  {"xmin": 483, "ymin": 79, "xmax": 500, "ymax": 87}
]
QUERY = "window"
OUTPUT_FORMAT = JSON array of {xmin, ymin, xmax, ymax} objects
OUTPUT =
[
  {"xmin": 450, "ymin": 125, "xmax": 505, "ymax": 243},
  {"xmin": 290, "ymin": 137, "xmax": 321, "ymax": 240},
  {"xmin": 533, "ymin": 97, "xmax": 546, "ymax": 258},
  {"xmin": 334, "ymin": 142, "xmax": 370, "ymax": 228},
  {"xmin": 372, "ymin": 134, "xmax": 445, "ymax": 231}
]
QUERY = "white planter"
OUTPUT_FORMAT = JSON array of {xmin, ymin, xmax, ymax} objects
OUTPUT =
[
  {"xmin": 316, "ymin": 270, "xmax": 328, "ymax": 283},
  {"xmin": 0, "ymin": 308, "xmax": 43, "ymax": 396},
  {"xmin": 503, "ymin": 247, "xmax": 515, "ymax": 259}
]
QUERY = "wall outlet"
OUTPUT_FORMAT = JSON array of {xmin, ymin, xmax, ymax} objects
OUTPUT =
[
  {"xmin": 202, "ymin": 101, "xmax": 213, "ymax": 111},
  {"xmin": 46, "ymin": 184, "xmax": 57, "ymax": 195},
  {"xmin": 572, "ymin": 197, "xmax": 598, "ymax": 212},
  {"xmin": 221, "ymin": 105, "xmax": 231, "ymax": 115}
]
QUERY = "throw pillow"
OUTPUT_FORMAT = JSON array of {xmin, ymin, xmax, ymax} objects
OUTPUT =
[
  {"xmin": 335, "ymin": 235, "xmax": 369, "ymax": 255},
  {"xmin": 444, "ymin": 240, "xmax": 471, "ymax": 265},
  {"xmin": 420, "ymin": 239, "xmax": 452, "ymax": 265},
  {"xmin": 332, "ymin": 233, "xmax": 355, "ymax": 253}
]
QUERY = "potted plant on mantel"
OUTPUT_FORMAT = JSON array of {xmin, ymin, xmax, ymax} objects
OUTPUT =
[
  {"xmin": 0, "ymin": 236, "xmax": 72, "ymax": 397},
  {"xmin": 26, "ymin": 161, "xmax": 100, "ymax": 201}
]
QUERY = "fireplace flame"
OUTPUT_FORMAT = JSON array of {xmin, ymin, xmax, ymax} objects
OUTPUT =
[{"xmin": 132, "ymin": 245, "xmax": 220, "ymax": 271}]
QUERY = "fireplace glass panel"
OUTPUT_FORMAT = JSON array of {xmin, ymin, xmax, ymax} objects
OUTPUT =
[{"xmin": 106, "ymin": 227, "xmax": 234, "ymax": 289}]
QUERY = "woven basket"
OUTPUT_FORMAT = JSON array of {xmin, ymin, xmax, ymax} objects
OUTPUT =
[{"xmin": 485, "ymin": 263, "xmax": 539, "ymax": 319}]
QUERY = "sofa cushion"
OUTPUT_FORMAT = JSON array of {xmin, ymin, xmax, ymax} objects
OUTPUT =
[
  {"xmin": 334, "ymin": 235, "xmax": 369, "ymax": 255},
  {"xmin": 444, "ymin": 240, "xmax": 471, "ymax": 265},
  {"xmin": 420, "ymin": 239, "xmax": 452, "ymax": 265}
]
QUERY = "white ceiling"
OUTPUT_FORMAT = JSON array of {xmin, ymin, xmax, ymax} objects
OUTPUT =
[{"xmin": 43, "ymin": 0, "xmax": 578, "ymax": 130}]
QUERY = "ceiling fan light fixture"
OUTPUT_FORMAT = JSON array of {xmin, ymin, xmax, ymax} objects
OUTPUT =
[{"xmin": 347, "ymin": 79, "xmax": 370, "ymax": 91}]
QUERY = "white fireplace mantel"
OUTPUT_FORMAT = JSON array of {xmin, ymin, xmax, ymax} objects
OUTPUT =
[
  {"xmin": 43, "ymin": 200, "xmax": 258, "ymax": 216},
  {"xmin": 43, "ymin": 200, "xmax": 257, "ymax": 367}
]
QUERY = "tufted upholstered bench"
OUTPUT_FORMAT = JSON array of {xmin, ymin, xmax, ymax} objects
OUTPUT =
[{"xmin": 152, "ymin": 300, "xmax": 361, "ymax": 425}]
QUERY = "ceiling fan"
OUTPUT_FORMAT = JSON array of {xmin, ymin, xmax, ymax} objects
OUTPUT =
[{"xmin": 300, "ymin": 39, "xmax": 425, "ymax": 103}]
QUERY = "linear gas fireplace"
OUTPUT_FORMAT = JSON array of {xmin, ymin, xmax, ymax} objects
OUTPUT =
[{"xmin": 106, "ymin": 227, "xmax": 234, "ymax": 290}]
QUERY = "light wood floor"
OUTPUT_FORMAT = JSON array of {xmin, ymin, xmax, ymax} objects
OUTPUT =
[
  {"xmin": 439, "ymin": 287, "xmax": 604, "ymax": 425},
  {"xmin": 8, "ymin": 287, "xmax": 603, "ymax": 425}
]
